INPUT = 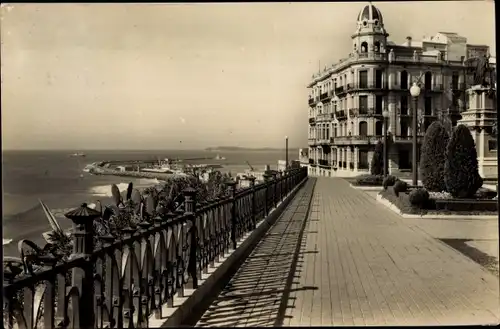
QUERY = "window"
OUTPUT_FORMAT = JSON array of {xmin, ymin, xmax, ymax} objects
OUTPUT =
[
  {"xmin": 375, "ymin": 70, "xmax": 383, "ymax": 88},
  {"xmin": 361, "ymin": 41, "xmax": 368, "ymax": 53},
  {"xmin": 374, "ymin": 41, "xmax": 380, "ymax": 52},
  {"xmin": 359, "ymin": 151, "xmax": 369, "ymax": 169},
  {"xmin": 359, "ymin": 70, "xmax": 368, "ymax": 88},
  {"xmin": 401, "ymin": 96, "xmax": 408, "ymax": 115},
  {"xmin": 375, "ymin": 121, "xmax": 383, "ymax": 136},
  {"xmin": 424, "ymin": 97, "xmax": 432, "ymax": 115},
  {"xmin": 359, "ymin": 96, "xmax": 368, "ymax": 113},
  {"xmin": 375, "ymin": 96, "xmax": 383, "ymax": 115},
  {"xmin": 452, "ymin": 72, "xmax": 459, "ymax": 90},
  {"xmin": 400, "ymin": 71, "xmax": 408, "ymax": 89},
  {"xmin": 424, "ymin": 71, "xmax": 432, "ymax": 90},
  {"xmin": 359, "ymin": 121, "xmax": 368, "ymax": 136},
  {"xmin": 400, "ymin": 120, "xmax": 408, "ymax": 137}
]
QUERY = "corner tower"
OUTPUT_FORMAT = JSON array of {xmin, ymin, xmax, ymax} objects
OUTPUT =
[{"xmin": 351, "ymin": 2, "xmax": 389, "ymax": 55}]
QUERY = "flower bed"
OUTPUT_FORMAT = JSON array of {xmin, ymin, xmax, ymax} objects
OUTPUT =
[{"xmin": 379, "ymin": 186, "xmax": 498, "ymax": 216}]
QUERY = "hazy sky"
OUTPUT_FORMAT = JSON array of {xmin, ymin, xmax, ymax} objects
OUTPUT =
[{"xmin": 1, "ymin": 1, "xmax": 495, "ymax": 150}]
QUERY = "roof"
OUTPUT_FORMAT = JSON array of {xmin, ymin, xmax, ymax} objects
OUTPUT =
[{"xmin": 357, "ymin": 2, "xmax": 383, "ymax": 22}]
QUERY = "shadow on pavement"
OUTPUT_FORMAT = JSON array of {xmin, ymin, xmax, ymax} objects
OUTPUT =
[{"xmin": 189, "ymin": 179, "xmax": 317, "ymax": 327}]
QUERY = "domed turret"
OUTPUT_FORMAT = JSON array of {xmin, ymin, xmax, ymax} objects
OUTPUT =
[
  {"xmin": 352, "ymin": 2, "xmax": 389, "ymax": 55},
  {"xmin": 358, "ymin": 3, "xmax": 383, "ymax": 24}
]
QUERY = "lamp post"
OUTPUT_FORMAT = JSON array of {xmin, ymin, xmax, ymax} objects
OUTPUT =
[
  {"xmin": 382, "ymin": 109, "xmax": 390, "ymax": 177},
  {"xmin": 409, "ymin": 82, "xmax": 421, "ymax": 186},
  {"xmin": 285, "ymin": 136, "xmax": 289, "ymax": 171}
]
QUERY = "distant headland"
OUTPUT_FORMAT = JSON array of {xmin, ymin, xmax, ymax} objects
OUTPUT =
[{"xmin": 205, "ymin": 146, "xmax": 299, "ymax": 152}]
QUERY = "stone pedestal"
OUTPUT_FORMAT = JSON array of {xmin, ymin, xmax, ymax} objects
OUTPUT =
[{"xmin": 458, "ymin": 85, "xmax": 497, "ymax": 179}]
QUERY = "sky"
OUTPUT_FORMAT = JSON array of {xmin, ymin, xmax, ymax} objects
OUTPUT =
[{"xmin": 1, "ymin": 1, "xmax": 496, "ymax": 150}]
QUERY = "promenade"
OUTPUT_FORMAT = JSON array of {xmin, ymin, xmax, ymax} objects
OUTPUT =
[{"xmin": 194, "ymin": 177, "xmax": 500, "ymax": 326}]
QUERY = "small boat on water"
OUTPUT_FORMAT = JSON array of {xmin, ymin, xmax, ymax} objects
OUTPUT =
[
  {"xmin": 70, "ymin": 152, "xmax": 86, "ymax": 157},
  {"xmin": 214, "ymin": 154, "xmax": 226, "ymax": 160}
]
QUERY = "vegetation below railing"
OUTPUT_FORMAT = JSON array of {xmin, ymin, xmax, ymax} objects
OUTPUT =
[{"xmin": 3, "ymin": 167, "xmax": 307, "ymax": 329}]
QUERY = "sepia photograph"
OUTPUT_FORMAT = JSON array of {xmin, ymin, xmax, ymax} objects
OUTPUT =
[{"xmin": 1, "ymin": 1, "xmax": 498, "ymax": 327}]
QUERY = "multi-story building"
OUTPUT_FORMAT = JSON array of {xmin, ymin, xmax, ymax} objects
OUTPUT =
[{"xmin": 307, "ymin": 2, "xmax": 495, "ymax": 177}]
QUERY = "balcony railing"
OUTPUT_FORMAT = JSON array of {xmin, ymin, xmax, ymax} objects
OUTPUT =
[
  {"xmin": 335, "ymin": 86, "xmax": 345, "ymax": 95},
  {"xmin": 336, "ymin": 110, "xmax": 347, "ymax": 119},
  {"xmin": 309, "ymin": 117, "xmax": 315, "ymax": 124},
  {"xmin": 2, "ymin": 168, "xmax": 307, "ymax": 329},
  {"xmin": 309, "ymin": 158, "xmax": 315, "ymax": 164},
  {"xmin": 308, "ymin": 98, "xmax": 315, "ymax": 106},
  {"xmin": 308, "ymin": 138, "xmax": 316, "ymax": 145},
  {"xmin": 353, "ymin": 107, "xmax": 382, "ymax": 117},
  {"xmin": 351, "ymin": 82, "xmax": 388, "ymax": 90},
  {"xmin": 320, "ymin": 92, "xmax": 330, "ymax": 101}
]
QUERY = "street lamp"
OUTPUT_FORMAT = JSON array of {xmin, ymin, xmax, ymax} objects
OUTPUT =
[
  {"xmin": 409, "ymin": 82, "xmax": 421, "ymax": 186},
  {"xmin": 285, "ymin": 136, "xmax": 289, "ymax": 171},
  {"xmin": 382, "ymin": 109, "xmax": 390, "ymax": 177}
]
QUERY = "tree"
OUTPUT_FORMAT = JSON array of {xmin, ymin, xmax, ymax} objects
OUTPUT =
[
  {"xmin": 370, "ymin": 140, "xmax": 384, "ymax": 175},
  {"xmin": 444, "ymin": 124, "xmax": 483, "ymax": 198},
  {"xmin": 420, "ymin": 121, "xmax": 449, "ymax": 192}
]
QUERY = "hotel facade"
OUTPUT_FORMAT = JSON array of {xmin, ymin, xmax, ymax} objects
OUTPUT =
[{"xmin": 306, "ymin": 2, "xmax": 494, "ymax": 177}]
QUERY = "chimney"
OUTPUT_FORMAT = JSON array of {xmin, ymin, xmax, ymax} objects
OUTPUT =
[{"xmin": 406, "ymin": 36, "xmax": 412, "ymax": 47}]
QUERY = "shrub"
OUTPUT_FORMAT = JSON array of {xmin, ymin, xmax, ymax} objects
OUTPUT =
[
  {"xmin": 409, "ymin": 188, "xmax": 430, "ymax": 207},
  {"xmin": 370, "ymin": 141, "xmax": 384, "ymax": 175},
  {"xmin": 444, "ymin": 125, "xmax": 483, "ymax": 198},
  {"xmin": 420, "ymin": 121, "xmax": 449, "ymax": 192},
  {"xmin": 382, "ymin": 175, "xmax": 398, "ymax": 190},
  {"xmin": 393, "ymin": 180, "xmax": 409, "ymax": 196},
  {"xmin": 475, "ymin": 187, "xmax": 497, "ymax": 200},
  {"xmin": 354, "ymin": 174, "xmax": 384, "ymax": 186}
]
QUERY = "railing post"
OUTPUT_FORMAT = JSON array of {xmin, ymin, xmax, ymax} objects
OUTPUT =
[
  {"xmin": 249, "ymin": 177, "xmax": 257, "ymax": 230},
  {"xmin": 263, "ymin": 173, "xmax": 272, "ymax": 217},
  {"xmin": 226, "ymin": 180, "xmax": 238, "ymax": 250},
  {"xmin": 271, "ymin": 172, "xmax": 278, "ymax": 208},
  {"xmin": 65, "ymin": 203, "xmax": 101, "ymax": 329},
  {"xmin": 277, "ymin": 172, "xmax": 282, "ymax": 202},
  {"xmin": 184, "ymin": 187, "xmax": 199, "ymax": 289}
]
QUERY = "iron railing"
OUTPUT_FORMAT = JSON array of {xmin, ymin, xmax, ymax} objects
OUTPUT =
[{"xmin": 3, "ymin": 168, "xmax": 307, "ymax": 329}]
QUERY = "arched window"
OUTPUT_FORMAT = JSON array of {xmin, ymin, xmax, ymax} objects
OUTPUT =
[
  {"xmin": 374, "ymin": 41, "xmax": 380, "ymax": 53},
  {"xmin": 425, "ymin": 71, "xmax": 432, "ymax": 90},
  {"xmin": 361, "ymin": 41, "xmax": 368, "ymax": 53},
  {"xmin": 375, "ymin": 121, "xmax": 383, "ymax": 136},
  {"xmin": 401, "ymin": 70, "xmax": 408, "ymax": 89},
  {"xmin": 359, "ymin": 121, "xmax": 368, "ymax": 136}
]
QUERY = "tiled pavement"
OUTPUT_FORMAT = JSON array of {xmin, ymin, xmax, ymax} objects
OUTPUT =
[{"xmin": 196, "ymin": 177, "xmax": 500, "ymax": 326}]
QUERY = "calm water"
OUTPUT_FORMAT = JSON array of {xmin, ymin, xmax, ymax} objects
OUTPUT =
[{"xmin": 2, "ymin": 149, "xmax": 293, "ymax": 253}]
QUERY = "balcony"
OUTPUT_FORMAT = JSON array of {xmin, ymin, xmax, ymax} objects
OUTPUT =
[
  {"xmin": 424, "ymin": 84, "xmax": 444, "ymax": 93},
  {"xmin": 308, "ymin": 138, "xmax": 317, "ymax": 146},
  {"xmin": 336, "ymin": 110, "xmax": 347, "ymax": 120},
  {"xmin": 308, "ymin": 97, "xmax": 315, "ymax": 106},
  {"xmin": 353, "ymin": 107, "xmax": 382, "ymax": 117},
  {"xmin": 318, "ymin": 159, "xmax": 331, "ymax": 168},
  {"xmin": 2, "ymin": 168, "xmax": 308, "ymax": 329},
  {"xmin": 318, "ymin": 138, "xmax": 331, "ymax": 146},
  {"xmin": 320, "ymin": 92, "xmax": 331, "ymax": 102},
  {"xmin": 309, "ymin": 117, "xmax": 316, "ymax": 124},
  {"xmin": 351, "ymin": 82, "xmax": 388, "ymax": 91},
  {"xmin": 335, "ymin": 86, "xmax": 345, "ymax": 95},
  {"xmin": 309, "ymin": 158, "xmax": 315, "ymax": 164},
  {"xmin": 394, "ymin": 134, "xmax": 425, "ymax": 143}
]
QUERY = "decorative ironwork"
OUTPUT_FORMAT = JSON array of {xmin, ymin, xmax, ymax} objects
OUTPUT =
[{"xmin": 3, "ymin": 168, "xmax": 307, "ymax": 329}]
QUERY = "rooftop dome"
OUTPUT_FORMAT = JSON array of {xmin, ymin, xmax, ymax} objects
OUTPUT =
[{"xmin": 358, "ymin": 2, "xmax": 383, "ymax": 23}]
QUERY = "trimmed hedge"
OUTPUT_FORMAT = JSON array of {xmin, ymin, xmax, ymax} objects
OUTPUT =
[
  {"xmin": 409, "ymin": 188, "xmax": 430, "ymax": 207},
  {"xmin": 370, "ymin": 141, "xmax": 384, "ymax": 176},
  {"xmin": 444, "ymin": 125, "xmax": 483, "ymax": 198},
  {"xmin": 393, "ymin": 180, "xmax": 409, "ymax": 196},
  {"xmin": 353, "ymin": 174, "xmax": 384, "ymax": 186},
  {"xmin": 382, "ymin": 175, "xmax": 398, "ymax": 190},
  {"xmin": 420, "ymin": 121, "xmax": 449, "ymax": 192}
]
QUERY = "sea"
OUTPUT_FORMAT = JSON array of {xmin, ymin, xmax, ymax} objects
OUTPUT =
[{"xmin": 2, "ymin": 149, "xmax": 292, "ymax": 256}]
